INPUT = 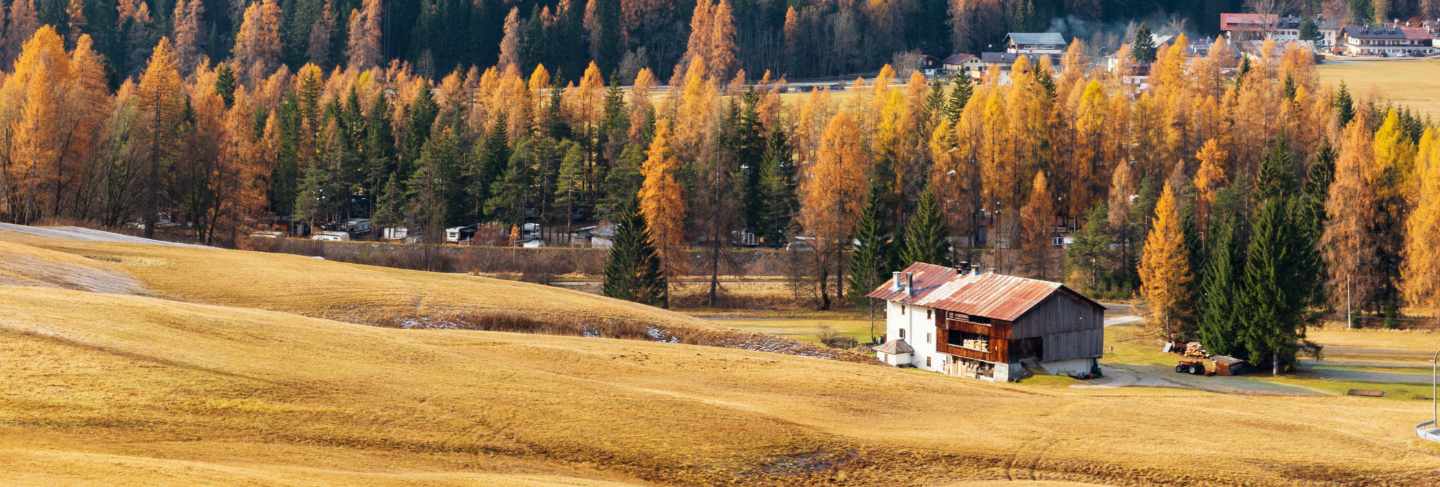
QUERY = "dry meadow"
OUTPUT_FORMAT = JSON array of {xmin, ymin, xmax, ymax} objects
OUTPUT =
[{"xmin": 2, "ymin": 229, "xmax": 1439, "ymax": 485}]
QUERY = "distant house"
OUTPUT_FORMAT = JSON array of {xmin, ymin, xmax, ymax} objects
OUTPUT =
[
  {"xmin": 1343, "ymin": 25, "xmax": 1436, "ymax": 57},
  {"xmin": 1220, "ymin": 13, "xmax": 1300, "ymax": 42},
  {"xmin": 1005, "ymin": 32, "xmax": 1067, "ymax": 56},
  {"xmin": 941, "ymin": 52, "xmax": 981, "ymax": 76},
  {"xmin": 868, "ymin": 263, "xmax": 1105, "ymax": 382},
  {"xmin": 1317, "ymin": 18, "xmax": 1343, "ymax": 47}
]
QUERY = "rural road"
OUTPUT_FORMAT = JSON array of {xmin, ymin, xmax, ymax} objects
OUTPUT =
[
  {"xmin": 1102, "ymin": 302, "xmax": 1143, "ymax": 327},
  {"xmin": 1077, "ymin": 364, "xmax": 1324, "ymax": 396}
]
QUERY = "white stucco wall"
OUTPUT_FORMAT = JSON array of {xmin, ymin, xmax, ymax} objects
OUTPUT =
[{"xmin": 885, "ymin": 301, "xmax": 944, "ymax": 373}]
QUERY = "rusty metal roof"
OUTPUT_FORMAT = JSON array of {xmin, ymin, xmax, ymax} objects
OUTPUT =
[{"xmin": 866, "ymin": 262, "xmax": 1096, "ymax": 322}]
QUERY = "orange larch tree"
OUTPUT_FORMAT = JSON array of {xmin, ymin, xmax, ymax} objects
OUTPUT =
[
  {"xmin": 1138, "ymin": 181, "xmax": 1194, "ymax": 339},
  {"xmin": 639, "ymin": 121, "xmax": 686, "ymax": 307},
  {"xmin": 802, "ymin": 110, "xmax": 870, "ymax": 309}
]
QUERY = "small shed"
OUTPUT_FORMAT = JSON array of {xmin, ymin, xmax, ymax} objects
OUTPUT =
[{"xmin": 874, "ymin": 339, "xmax": 914, "ymax": 367}]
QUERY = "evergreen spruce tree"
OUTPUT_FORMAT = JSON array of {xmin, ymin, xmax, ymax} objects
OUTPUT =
[
  {"xmin": 1066, "ymin": 204, "xmax": 1115, "ymax": 293},
  {"xmin": 943, "ymin": 69, "xmax": 972, "ymax": 123},
  {"xmin": 486, "ymin": 137, "xmax": 536, "ymax": 229},
  {"xmin": 849, "ymin": 185, "xmax": 891, "ymax": 305},
  {"xmin": 603, "ymin": 201, "xmax": 666, "ymax": 306},
  {"xmin": 736, "ymin": 92, "xmax": 766, "ymax": 234},
  {"xmin": 1240, "ymin": 198, "xmax": 1302, "ymax": 375},
  {"xmin": 900, "ymin": 189, "xmax": 950, "ymax": 266},
  {"xmin": 598, "ymin": 143, "xmax": 646, "ymax": 221},
  {"xmin": 757, "ymin": 126, "xmax": 797, "ymax": 246},
  {"xmin": 467, "ymin": 119, "xmax": 510, "ymax": 221},
  {"xmin": 1197, "ymin": 192, "xmax": 1243, "ymax": 356},
  {"xmin": 1333, "ymin": 82, "xmax": 1354, "ymax": 127},
  {"xmin": 1131, "ymin": 25, "xmax": 1157, "ymax": 64},
  {"xmin": 372, "ymin": 173, "xmax": 405, "ymax": 232}
]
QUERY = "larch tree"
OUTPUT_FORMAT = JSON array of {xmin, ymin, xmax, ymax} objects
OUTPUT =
[
  {"xmin": 64, "ymin": 0, "xmax": 86, "ymax": 46},
  {"xmin": 680, "ymin": 0, "xmax": 713, "ymax": 79},
  {"xmin": 1322, "ymin": 117, "xmax": 1379, "ymax": 321},
  {"xmin": 1193, "ymin": 138, "xmax": 1228, "ymax": 235},
  {"xmin": 134, "ymin": 38, "xmax": 186, "ymax": 238},
  {"xmin": 171, "ymin": 0, "xmax": 205, "ymax": 74},
  {"xmin": 2, "ymin": 27, "xmax": 70, "ymax": 222},
  {"xmin": 307, "ymin": 0, "xmax": 338, "ymax": 67},
  {"xmin": 706, "ymin": 0, "xmax": 737, "ymax": 81},
  {"xmin": 345, "ymin": 0, "xmax": 382, "ymax": 71},
  {"xmin": 638, "ymin": 121, "xmax": 686, "ymax": 307},
  {"xmin": 803, "ymin": 110, "xmax": 870, "ymax": 309},
  {"xmin": 234, "ymin": 0, "xmax": 282, "ymax": 84},
  {"xmin": 57, "ymin": 34, "xmax": 110, "ymax": 218},
  {"xmin": 497, "ymin": 7, "xmax": 523, "ymax": 69},
  {"xmin": 1370, "ymin": 109, "xmax": 1411, "ymax": 317},
  {"xmin": 1138, "ymin": 182, "xmax": 1194, "ymax": 339},
  {"xmin": 1072, "ymin": 80, "xmax": 1107, "ymax": 217},
  {"xmin": 8, "ymin": 45, "xmax": 62, "ymax": 223},
  {"xmin": 3, "ymin": 0, "xmax": 39, "ymax": 66},
  {"xmin": 1404, "ymin": 127, "xmax": 1440, "ymax": 311},
  {"xmin": 1020, "ymin": 171, "xmax": 1055, "ymax": 279}
]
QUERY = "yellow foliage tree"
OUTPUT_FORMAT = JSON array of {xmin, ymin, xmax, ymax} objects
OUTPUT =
[
  {"xmin": 802, "ymin": 111, "xmax": 870, "ymax": 309},
  {"xmin": 1020, "ymin": 171, "xmax": 1055, "ymax": 279},
  {"xmin": 1138, "ymin": 182, "xmax": 1193, "ymax": 339},
  {"xmin": 1193, "ymin": 138, "xmax": 1228, "ymax": 234},
  {"xmin": 639, "ymin": 121, "xmax": 686, "ymax": 306},
  {"xmin": 134, "ymin": 38, "xmax": 187, "ymax": 237},
  {"xmin": 1406, "ymin": 127, "xmax": 1440, "ymax": 310},
  {"xmin": 234, "ymin": 0, "xmax": 282, "ymax": 83},
  {"xmin": 1322, "ymin": 116, "xmax": 1380, "ymax": 313}
]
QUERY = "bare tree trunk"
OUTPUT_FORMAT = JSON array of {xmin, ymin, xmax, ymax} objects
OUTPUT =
[{"xmin": 817, "ymin": 251, "xmax": 830, "ymax": 310}]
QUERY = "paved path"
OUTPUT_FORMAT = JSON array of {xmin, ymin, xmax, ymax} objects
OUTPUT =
[
  {"xmin": 1074, "ymin": 364, "xmax": 1324, "ymax": 396},
  {"xmin": 1295, "ymin": 365, "xmax": 1433, "ymax": 385},
  {"xmin": 0, "ymin": 223, "xmax": 205, "ymax": 248},
  {"xmin": 1100, "ymin": 302, "xmax": 1143, "ymax": 328}
]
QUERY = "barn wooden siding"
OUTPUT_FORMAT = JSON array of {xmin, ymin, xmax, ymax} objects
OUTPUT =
[
  {"xmin": 937, "ymin": 317, "xmax": 1010, "ymax": 364},
  {"xmin": 1011, "ymin": 289, "xmax": 1105, "ymax": 362}
]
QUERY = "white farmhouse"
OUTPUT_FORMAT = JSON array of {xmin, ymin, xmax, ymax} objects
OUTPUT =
[{"xmin": 868, "ymin": 262, "xmax": 1106, "ymax": 382}]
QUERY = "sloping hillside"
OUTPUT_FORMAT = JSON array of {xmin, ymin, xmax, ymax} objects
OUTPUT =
[
  {"xmin": 0, "ymin": 227, "xmax": 842, "ymax": 358},
  {"xmin": 2, "ymin": 286, "xmax": 1439, "ymax": 485}
]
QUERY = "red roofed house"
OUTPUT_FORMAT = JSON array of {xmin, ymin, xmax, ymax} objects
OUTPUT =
[
  {"xmin": 1220, "ymin": 13, "xmax": 1300, "ymax": 42},
  {"xmin": 867, "ymin": 263, "xmax": 1105, "ymax": 382}
]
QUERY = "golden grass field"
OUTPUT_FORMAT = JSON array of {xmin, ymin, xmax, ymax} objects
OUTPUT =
[
  {"xmin": 1317, "ymin": 58, "xmax": 1440, "ymax": 120},
  {"xmin": 4, "ymin": 227, "xmax": 1440, "ymax": 484}
]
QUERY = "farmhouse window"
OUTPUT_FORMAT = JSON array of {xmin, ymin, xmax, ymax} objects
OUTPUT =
[
  {"xmin": 926, "ymin": 357, "xmax": 932, "ymax": 367},
  {"xmin": 926, "ymin": 309, "xmax": 932, "ymax": 319},
  {"xmin": 899, "ymin": 329, "xmax": 906, "ymax": 339}
]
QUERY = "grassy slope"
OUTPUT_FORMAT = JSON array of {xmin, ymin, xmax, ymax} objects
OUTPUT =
[
  {"xmin": 0, "ymin": 234, "xmax": 699, "ymax": 330},
  {"xmin": 3, "ymin": 287, "xmax": 1439, "ymax": 484},
  {"xmin": 3, "ymin": 230, "xmax": 1440, "ymax": 484},
  {"xmin": 1317, "ymin": 59, "xmax": 1440, "ymax": 119}
]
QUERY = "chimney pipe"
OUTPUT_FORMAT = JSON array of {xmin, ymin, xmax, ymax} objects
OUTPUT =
[
  {"xmin": 906, "ymin": 272, "xmax": 915, "ymax": 298},
  {"xmin": 892, "ymin": 272, "xmax": 903, "ymax": 292}
]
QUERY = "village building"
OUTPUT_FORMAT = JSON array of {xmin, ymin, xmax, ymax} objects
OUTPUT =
[
  {"xmin": 941, "ymin": 52, "xmax": 981, "ymax": 77},
  {"xmin": 1343, "ymin": 25, "xmax": 1436, "ymax": 57},
  {"xmin": 1005, "ymin": 32, "xmax": 1067, "ymax": 56},
  {"xmin": 868, "ymin": 263, "xmax": 1105, "ymax": 382},
  {"xmin": 1220, "ymin": 13, "xmax": 1300, "ymax": 42}
]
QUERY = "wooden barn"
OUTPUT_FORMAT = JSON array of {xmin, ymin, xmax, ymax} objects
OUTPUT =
[{"xmin": 867, "ymin": 262, "xmax": 1105, "ymax": 382}]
